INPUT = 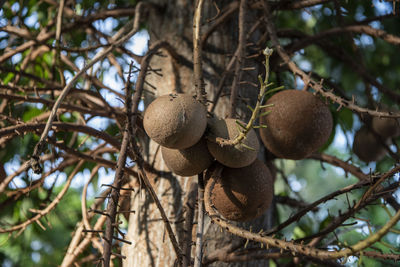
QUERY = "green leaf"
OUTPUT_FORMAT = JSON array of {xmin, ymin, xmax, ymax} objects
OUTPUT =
[
  {"xmin": 253, "ymin": 125, "xmax": 268, "ymax": 129},
  {"xmin": 3, "ymin": 72, "xmax": 15, "ymax": 85},
  {"xmin": 259, "ymin": 110, "xmax": 272, "ymax": 117},
  {"xmin": 264, "ymin": 86, "xmax": 285, "ymax": 97},
  {"xmin": 22, "ymin": 107, "xmax": 43, "ymax": 122},
  {"xmin": 337, "ymin": 108, "xmax": 353, "ymax": 130},
  {"xmin": 235, "ymin": 120, "xmax": 247, "ymax": 129},
  {"xmin": 240, "ymin": 143, "xmax": 255, "ymax": 151},
  {"xmin": 260, "ymin": 104, "xmax": 274, "ymax": 109}
]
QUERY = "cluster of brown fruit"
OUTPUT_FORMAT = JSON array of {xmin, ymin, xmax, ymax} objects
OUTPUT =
[
  {"xmin": 353, "ymin": 114, "xmax": 400, "ymax": 162},
  {"xmin": 143, "ymin": 90, "xmax": 333, "ymax": 222}
]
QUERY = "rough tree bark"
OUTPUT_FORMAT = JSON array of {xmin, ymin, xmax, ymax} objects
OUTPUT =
[{"xmin": 122, "ymin": 1, "xmax": 274, "ymax": 266}]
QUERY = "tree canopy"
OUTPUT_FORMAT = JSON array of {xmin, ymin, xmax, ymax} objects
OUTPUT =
[{"xmin": 0, "ymin": 0, "xmax": 400, "ymax": 266}]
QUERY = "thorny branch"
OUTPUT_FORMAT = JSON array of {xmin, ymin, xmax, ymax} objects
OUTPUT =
[
  {"xmin": 102, "ymin": 64, "xmax": 134, "ymax": 267},
  {"xmin": 29, "ymin": 3, "xmax": 146, "ymax": 174},
  {"xmin": 204, "ymin": 166, "xmax": 400, "ymax": 260},
  {"xmin": 1, "ymin": 1, "xmax": 400, "ymax": 266},
  {"xmin": 262, "ymin": 2, "xmax": 400, "ymax": 118},
  {"xmin": 227, "ymin": 0, "xmax": 247, "ymax": 118},
  {"xmin": 126, "ymin": 41, "xmax": 185, "ymax": 264},
  {"xmin": 193, "ymin": 0, "xmax": 207, "ymax": 103}
]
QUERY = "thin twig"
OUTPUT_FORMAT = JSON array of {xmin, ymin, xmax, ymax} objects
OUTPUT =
[
  {"xmin": 0, "ymin": 160, "xmax": 84, "ymax": 233},
  {"xmin": 82, "ymin": 165, "xmax": 101, "ymax": 230},
  {"xmin": 182, "ymin": 182, "xmax": 198, "ymax": 267},
  {"xmin": 29, "ymin": 3, "xmax": 145, "ymax": 174},
  {"xmin": 207, "ymin": 48, "xmax": 275, "ymax": 147},
  {"xmin": 265, "ymin": 179, "xmax": 374, "ymax": 235},
  {"xmin": 127, "ymin": 41, "xmax": 184, "ymax": 264},
  {"xmin": 193, "ymin": 0, "xmax": 207, "ymax": 103},
  {"xmin": 102, "ymin": 63, "xmax": 134, "ymax": 267},
  {"xmin": 262, "ymin": 2, "xmax": 400, "ymax": 118},
  {"xmin": 194, "ymin": 173, "xmax": 205, "ymax": 267},
  {"xmin": 227, "ymin": 0, "xmax": 247, "ymax": 118},
  {"xmin": 204, "ymin": 175, "xmax": 400, "ymax": 260}
]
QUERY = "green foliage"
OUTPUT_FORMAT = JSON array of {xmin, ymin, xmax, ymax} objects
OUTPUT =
[
  {"xmin": 0, "ymin": 188, "xmax": 85, "ymax": 266},
  {"xmin": 1, "ymin": 0, "xmax": 399, "ymax": 266}
]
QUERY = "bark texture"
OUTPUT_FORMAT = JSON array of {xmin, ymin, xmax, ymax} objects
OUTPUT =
[{"xmin": 123, "ymin": 1, "xmax": 273, "ymax": 266}]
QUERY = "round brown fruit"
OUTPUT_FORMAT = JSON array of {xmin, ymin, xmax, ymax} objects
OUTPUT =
[
  {"xmin": 143, "ymin": 94, "xmax": 207, "ymax": 149},
  {"xmin": 206, "ymin": 118, "xmax": 259, "ymax": 168},
  {"xmin": 207, "ymin": 159, "xmax": 273, "ymax": 222},
  {"xmin": 259, "ymin": 90, "xmax": 333, "ymax": 159},
  {"xmin": 372, "ymin": 116, "xmax": 400, "ymax": 139},
  {"xmin": 161, "ymin": 138, "xmax": 213, "ymax": 176},
  {"xmin": 353, "ymin": 126, "xmax": 387, "ymax": 162}
]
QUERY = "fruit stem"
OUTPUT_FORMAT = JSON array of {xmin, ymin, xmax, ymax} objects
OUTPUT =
[{"xmin": 229, "ymin": 47, "xmax": 274, "ymax": 146}]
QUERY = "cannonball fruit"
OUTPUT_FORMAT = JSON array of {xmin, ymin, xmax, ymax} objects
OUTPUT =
[
  {"xmin": 372, "ymin": 116, "xmax": 400, "ymax": 139},
  {"xmin": 353, "ymin": 126, "xmax": 387, "ymax": 162},
  {"xmin": 206, "ymin": 118, "xmax": 260, "ymax": 168},
  {"xmin": 161, "ymin": 138, "xmax": 213, "ymax": 176},
  {"xmin": 259, "ymin": 90, "xmax": 333, "ymax": 160},
  {"xmin": 207, "ymin": 160, "xmax": 273, "ymax": 222},
  {"xmin": 143, "ymin": 94, "xmax": 207, "ymax": 149}
]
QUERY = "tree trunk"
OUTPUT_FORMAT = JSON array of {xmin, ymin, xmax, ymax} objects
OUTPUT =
[{"xmin": 123, "ymin": 1, "xmax": 273, "ymax": 266}]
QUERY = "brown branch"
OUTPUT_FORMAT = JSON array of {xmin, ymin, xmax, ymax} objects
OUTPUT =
[
  {"xmin": 227, "ymin": 0, "xmax": 247, "ymax": 118},
  {"xmin": 362, "ymin": 251, "xmax": 400, "ymax": 261},
  {"xmin": 262, "ymin": 3, "xmax": 400, "ymax": 118},
  {"xmin": 204, "ymin": 248, "xmax": 342, "ymax": 267},
  {"xmin": 282, "ymin": 27, "xmax": 400, "ymax": 103},
  {"xmin": 61, "ymin": 212, "xmax": 108, "ymax": 267},
  {"xmin": 29, "ymin": 2, "xmax": 146, "ymax": 174},
  {"xmin": 0, "ymin": 4, "xmax": 140, "ymax": 63},
  {"xmin": 201, "ymin": 2, "xmax": 239, "ymax": 48},
  {"xmin": 0, "ymin": 122, "xmax": 121, "ymax": 148},
  {"xmin": 301, "ymin": 181, "xmax": 400, "ymax": 245},
  {"xmin": 0, "ymin": 160, "xmax": 85, "ymax": 233},
  {"xmin": 126, "ymin": 41, "xmax": 185, "ymax": 263},
  {"xmin": 204, "ymin": 174, "xmax": 400, "ymax": 260},
  {"xmin": 47, "ymin": 139, "xmax": 138, "ymax": 180},
  {"xmin": 2, "ymin": 157, "xmax": 78, "ymax": 205},
  {"xmin": 309, "ymin": 153, "xmax": 368, "ymax": 180},
  {"xmin": 103, "ymin": 63, "xmax": 134, "ymax": 267},
  {"xmin": 202, "ymin": 242, "xmax": 244, "ymax": 265},
  {"xmin": 62, "ymin": 180, "xmax": 136, "ymax": 266},
  {"xmin": 0, "ymin": 93, "xmax": 119, "ymax": 118},
  {"xmin": 0, "ymin": 154, "xmax": 54, "ymax": 194},
  {"xmin": 292, "ymin": 25, "xmax": 400, "ymax": 48},
  {"xmin": 205, "ymin": 250, "xmax": 287, "ymax": 265},
  {"xmin": 193, "ymin": 0, "xmax": 207, "ymax": 103},
  {"xmin": 194, "ymin": 173, "xmax": 205, "ymax": 267},
  {"xmin": 265, "ymin": 178, "xmax": 375, "ymax": 235},
  {"xmin": 208, "ymin": 18, "xmax": 263, "ymax": 113},
  {"xmin": 354, "ymin": 165, "xmax": 400, "ymax": 211},
  {"xmin": 0, "ymin": 66, "xmax": 61, "ymax": 87},
  {"xmin": 272, "ymin": 0, "xmax": 332, "ymax": 10},
  {"xmin": 310, "ymin": 153, "xmax": 400, "ymax": 211},
  {"xmin": 103, "ymin": 124, "xmax": 130, "ymax": 267},
  {"xmin": 82, "ymin": 166, "xmax": 101, "ymax": 231},
  {"xmin": 182, "ymin": 182, "xmax": 198, "ymax": 267}
]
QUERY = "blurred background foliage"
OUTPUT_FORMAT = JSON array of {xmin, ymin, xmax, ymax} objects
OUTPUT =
[{"xmin": 0, "ymin": 0, "xmax": 399, "ymax": 266}]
